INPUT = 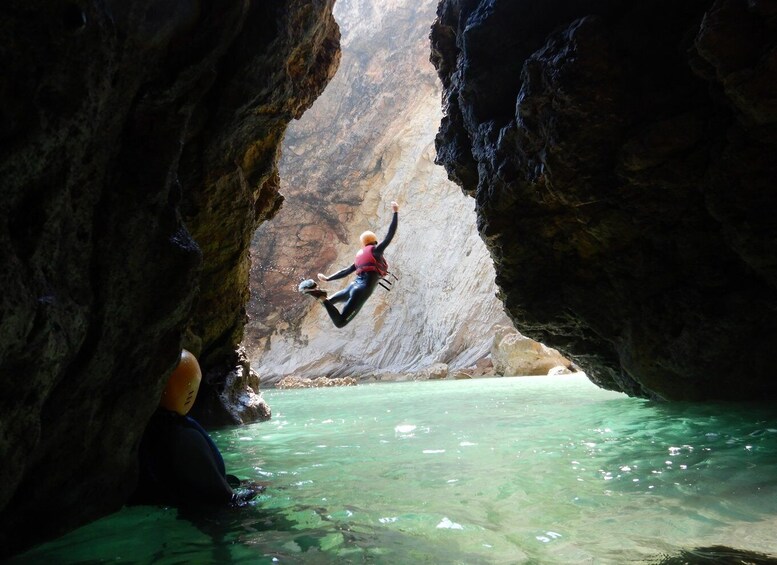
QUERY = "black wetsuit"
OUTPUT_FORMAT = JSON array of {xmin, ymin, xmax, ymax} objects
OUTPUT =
[
  {"xmin": 132, "ymin": 409, "xmax": 235, "ymax": 507},
  {"xmin": 322, "ymin": 211, "xmax": 398, "ymax": 328}
]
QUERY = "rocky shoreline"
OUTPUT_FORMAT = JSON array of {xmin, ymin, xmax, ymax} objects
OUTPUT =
[{"xmin": 270, "ymin": 325, "xmax": 578, "ymax": 388}]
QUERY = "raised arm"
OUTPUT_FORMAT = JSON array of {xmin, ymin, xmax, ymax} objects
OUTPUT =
[{"xmin": 375, "ymin": 201, "xmax": 399, "ymax": 254}]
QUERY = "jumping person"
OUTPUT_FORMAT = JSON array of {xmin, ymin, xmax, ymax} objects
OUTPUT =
[{"xmin": 299, "ymin": 201, "xmax": 399, "ymax": 328}]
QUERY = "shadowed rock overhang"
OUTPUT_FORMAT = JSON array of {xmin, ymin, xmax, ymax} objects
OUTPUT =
[
  {"xmin": 0, "ymin": 0, "xmax": 338, "ymax": 556},
  {"xmin": 430, "ymin": 0, "xmax": 777, "ymax": 401}
]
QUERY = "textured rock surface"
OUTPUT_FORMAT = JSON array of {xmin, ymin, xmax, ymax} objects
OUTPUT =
[
  {"xmin": 245, "ymin": 0, "xmax": 513, "ymax": 383},
  {"xmin": 431, "ymin": 0, "xmax": 777, "ymax": 400},
  {"xmin": 181, "ymin": 1, "xmax": 339, "ymax": 427},
  {"xmin": 491, "ymin": 325, "xmax": 573, "ymax": 376},
  {"xmin": 189, "ymin": 347, "xmax": 272, "ymax": 425},
  {"xmin": 0, "ymin": 0, "xmax": 337, "ymax": 556},
  {"xmin": 276, "ymin": 375, "xmax": 357, "ymax": 389}
]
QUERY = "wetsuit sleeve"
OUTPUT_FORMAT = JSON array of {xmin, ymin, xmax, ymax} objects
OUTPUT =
[
  {"xmin": 375, "ymin": 212, "xmax": 398, "ymax": 254},
  {"xmin": 326, "ymin": 264, "xmax": 356, "ymax": 281}
]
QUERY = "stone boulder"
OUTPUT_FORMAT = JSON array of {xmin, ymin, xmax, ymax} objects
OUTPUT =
[
  {"xmin": 189, "ymin": 347, "xmax": 271, "ymax": 426},
  {"xmin": 276, "ymin": 376, "xmax": 358, "ymax": 389},
  {"xmin": 421, "ymin": 363, "xmax": 450, "ymax": 380},
  {"xmin": 450, "ymin": 357, "xmax": 498, "ymax": 379},
  {"xmin": 364, "ymin": 371, "xmax": 417, "ymax": 383},
  {"xmin": 473, "ymin": 357, "xmax": 497, "ymax": 377},
  {"xmin": 491, "ymin": 326, "xmax": 573, "ymax": 376}
]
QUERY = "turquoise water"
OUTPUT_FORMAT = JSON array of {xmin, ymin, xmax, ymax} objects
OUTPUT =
[{"xmin": 13, "ymin": 375, "xmax": 777, "ymax": 564}]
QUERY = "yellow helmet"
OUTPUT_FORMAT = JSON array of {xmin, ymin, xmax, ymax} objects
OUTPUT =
[
  {"xmin": 360, "ymin": 231, "xmax": 377, "ymax": 246},
  {"xmin": 160, "ymin": 349, "xmax": 202, "ymax": 415}
]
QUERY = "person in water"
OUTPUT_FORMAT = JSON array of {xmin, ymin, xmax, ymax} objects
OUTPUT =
[
  {"xmin": 299, "ymin": 201, "xmax": 399, "ymax": 328},
  {"xmin": 131, "ymin": 349, "xmax": 262, "ymax": 508}
]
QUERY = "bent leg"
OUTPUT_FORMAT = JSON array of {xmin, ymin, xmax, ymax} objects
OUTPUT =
[
  {"xmin": 322, "ymin": 300, "xmax": 349, "ymax": 328},
  {"xmin": 324, "ymin": 285, "xmax": 371, "ymax": 328},
  {"xmin": 319, "ymin": 285, "xmax": 353, "ymax": 327}
]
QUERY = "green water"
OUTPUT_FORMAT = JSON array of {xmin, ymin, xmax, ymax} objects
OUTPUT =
[{"xmin": 13, "ymin": 375, "xmax": 777, "ymax": 564}]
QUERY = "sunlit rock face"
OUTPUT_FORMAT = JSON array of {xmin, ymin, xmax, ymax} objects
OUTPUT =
[
  {"xmin": 0, "ymin": 0, "xmax": 337, "ymax": 556},
  {"xmin": 491, "ymin": 325, "xmax": 573, "ymax": 377},
  {"xmin": 246, "ymin": 0, "xmax": 512, "ymax": 383},
  {"xmin": 431, "ymin": 0, "xmax": 777, "ymax": 400}
]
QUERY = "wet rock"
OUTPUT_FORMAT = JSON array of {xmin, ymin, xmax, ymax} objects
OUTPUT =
[
  {"xmin": 655, "ymin": 545, "xmax": 777, "ymax": 564},
  {"xmin": 188, "ymin": 347, "xmax": 271, "ymax": 427}
]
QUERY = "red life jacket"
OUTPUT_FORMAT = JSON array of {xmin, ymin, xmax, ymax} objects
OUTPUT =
[{"xmin": 354, "ymin": 244, "xmax": 388, "ymax": 276}]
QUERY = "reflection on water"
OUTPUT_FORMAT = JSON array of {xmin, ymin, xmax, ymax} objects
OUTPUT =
[{"xmin": 12, "ymin": 375, "xmax": 777, "ymax": 564}]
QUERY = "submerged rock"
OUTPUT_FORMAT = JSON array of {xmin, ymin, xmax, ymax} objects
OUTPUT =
[{"xmin": 654, "ymin": 545, "xmax": 777, "ymax": 564}]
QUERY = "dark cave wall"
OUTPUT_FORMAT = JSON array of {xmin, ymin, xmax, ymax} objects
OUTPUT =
[
  {"xmin": 431, "ymin": 0, "xmax": 777, "ymax": 400},
  {"xmin": 0, "ymin": 0, "xmax": 338, "ymax": 557},
  {"xmin": 179, "ymin": 0, "xmax": 339, "ymax": 426}
]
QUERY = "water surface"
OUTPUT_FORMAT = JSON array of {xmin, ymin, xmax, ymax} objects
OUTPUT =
[{"xmin": 14, "ymin": 375, "xmax": 777, "ymax": 563}]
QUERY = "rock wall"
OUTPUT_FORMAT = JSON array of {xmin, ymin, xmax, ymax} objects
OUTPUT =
[
  {"xmin": 179, "ymin": 0, "xmax": 340, "ymax": 427},
  {"xmin": 430, "ymin": 0, "xmax": 777, "ymax": 400},
  {"xmin": 0, "ymin": 0, "xmax": 338, "ymax": 556},
  {"xmin": 245, "ymin": 0, "xmax": 513, "ymax": 383}
]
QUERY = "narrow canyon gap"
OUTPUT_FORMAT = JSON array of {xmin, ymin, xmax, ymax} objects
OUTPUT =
[{"xmin": 244, "ymin": 0, "xmax": 512, "ymax": 383}]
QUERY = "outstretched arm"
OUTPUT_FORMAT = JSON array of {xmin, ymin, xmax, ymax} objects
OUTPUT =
[
  {"xmin": 375, "ymin": 201, "xmax": 399, "ymax": 254},
  {"xmin": 318, "ymin": 264, "xmax": 356, "ymax": 282}
]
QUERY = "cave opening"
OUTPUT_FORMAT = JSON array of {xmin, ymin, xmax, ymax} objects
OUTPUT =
[{"xmin": 241, "ymin": 0, "xmax": 547, "ymax": 388}]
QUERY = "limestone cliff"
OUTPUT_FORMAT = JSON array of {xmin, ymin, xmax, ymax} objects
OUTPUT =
[
  {"xmin": 431, "ymin": 0, "xmax": 777, "ymax": 400},
  {"xmin": 0, "ymin": 0, "xmax": 338, "ymax": 556},
  {"xmin": 245, "ymin": 0, "xmax": 512, "ymax": 383}
]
